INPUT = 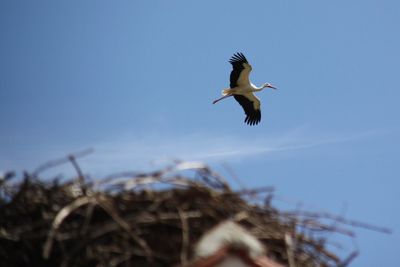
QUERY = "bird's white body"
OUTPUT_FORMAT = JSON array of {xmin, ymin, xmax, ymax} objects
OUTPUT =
[
  {"xmin": 213, "ymin": 53, "xmax": 276, "ymax": 125},
  {"xmin": 220, "ymin": 87, "xmax": 261, "ymax": 113}
]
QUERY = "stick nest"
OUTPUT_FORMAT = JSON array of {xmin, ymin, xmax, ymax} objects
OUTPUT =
[{"xmin": 0, "ymin": 156, "xmax": 386, "ymax": 267}]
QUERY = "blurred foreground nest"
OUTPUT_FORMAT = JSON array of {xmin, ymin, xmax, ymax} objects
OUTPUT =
[{"xmin": 0, "ymin": 151, "xmax": 390, "ymax": 267}]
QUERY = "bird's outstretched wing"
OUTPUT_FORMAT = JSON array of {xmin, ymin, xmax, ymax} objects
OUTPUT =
[
  {"xmin": 229, "ymin": 52, "xmax": 252, "ymax": 88},
  {"xmin": 234, "ymin": 93, "xmax": 261, "ymax": 125}
]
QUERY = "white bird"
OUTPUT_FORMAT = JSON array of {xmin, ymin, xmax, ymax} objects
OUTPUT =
[{"xmin": 213, "ymin": 52, "xmax": 276, "ymax": 126}]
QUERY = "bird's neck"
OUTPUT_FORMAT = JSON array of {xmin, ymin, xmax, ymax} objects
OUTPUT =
[{"xmin": 253, "ymin": 86, "xmax": 264, "ymax": 92}]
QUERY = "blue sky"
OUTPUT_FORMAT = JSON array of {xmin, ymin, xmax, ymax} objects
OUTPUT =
[{"xmin": 1, "ymin": 1, "xmax": 399, "ymax": 266}]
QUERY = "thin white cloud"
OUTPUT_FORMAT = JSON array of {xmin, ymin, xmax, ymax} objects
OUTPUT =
[
  {"xmin": 0, "ymin": 126, "xmax": 383, "ymax": 178},
  {"xmin": 80, "ymin": 126, "xmax": 381, "ymax": 174}
]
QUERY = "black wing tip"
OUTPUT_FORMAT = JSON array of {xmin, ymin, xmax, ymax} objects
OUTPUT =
[
  {"xmin": 229, "ymin": 52, "xmax": 248, "ymax": 64},
  {"xmin": 233, "ymin": 95, "xmax": 261, "ymax": 126},
  {"xmin": 244, "ymin": 117, "xmax": 261, "ymax": 126},
  {"xmin": 244, "ymin": 112, "xmax": 261, "ymax": 126}
]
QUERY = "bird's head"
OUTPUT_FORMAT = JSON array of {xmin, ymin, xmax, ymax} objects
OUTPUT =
[{"xmin": 263, "ymin": 83, "xmax": 277, "ymax": 90}]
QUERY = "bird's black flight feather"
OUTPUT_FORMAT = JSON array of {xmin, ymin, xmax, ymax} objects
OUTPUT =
[
  {"xmin": 233, "ymin": 95, "xmax": 261, "ymax": 126},
  {"xmin": 229, "ymin": 52, "xmax": 248, "ymax": 88}
]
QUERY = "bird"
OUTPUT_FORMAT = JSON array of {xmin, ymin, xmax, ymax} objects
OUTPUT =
[{"xmin": 213, "ymin": 52, "xmax": 276, "ymax": 126}]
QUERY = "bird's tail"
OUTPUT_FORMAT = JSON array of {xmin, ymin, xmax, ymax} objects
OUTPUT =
[{"xmin": 222, "ymin": 88, "xmax": 234, "ymax": 95}]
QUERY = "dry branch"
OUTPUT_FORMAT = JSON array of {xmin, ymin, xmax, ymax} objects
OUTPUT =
[{"xmin": 0, "ymin": 157, "xmax": 391, "ymax": 267}]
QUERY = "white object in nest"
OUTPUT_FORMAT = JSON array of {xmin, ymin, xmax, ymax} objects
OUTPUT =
[{"xmin": 195, "ymin": 221, "xmax": 265, "ymax": 260}]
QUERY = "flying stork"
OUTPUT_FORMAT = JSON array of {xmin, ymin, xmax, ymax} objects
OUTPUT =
[{"xmin": 213, "ymin": 52, "xmax": 276, "ymax": 126}]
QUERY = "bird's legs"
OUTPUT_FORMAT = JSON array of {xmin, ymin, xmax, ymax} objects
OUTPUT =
[
  {"xmin": 212, "ymin": 94, "xmax": 233, "ymax": 104},
  {"xmin": 213, "ymin": 88, "xmax": 237, "ymax": 104}
]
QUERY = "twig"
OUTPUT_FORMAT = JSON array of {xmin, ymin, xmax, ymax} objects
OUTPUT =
[
  {"xmin": 338, "ymin": 250, "xmax": 359, "ymax": 267},
  {"xmin": 222, "ymin": 163, "xmax": 246, "ymax": 190},
  {"xmin": 68, "ymin": 154, "xmax": 87, "ymax": 195},
  {"xmin": 297, "ymin": 219, "xmax": 356, "ymax": 237},
  {"xmin": 33, "ymin": 148, "xmax": 93, "ymax": 176},
  {"xmin": 96, "ymin": 195, "xmax": 153, "ymax": 261},
  {"xmin": 178, "ymin": 208, "xmax": 190, "ymax": 266},
  {"xmin": 299, "ymin": 236, "xmax": 341, "ymax": 264},
  {"xmin": 235, "ymin": 186, "xmax": 275, "ymax": 196},
  {"xmin": 43, "ymin": 196, "xmax": 96, "ymax": 258},
  {"xmin": 80, "ymin": 203, "xmax": 95, "ymax": 235},
  {"xmin": 288, "ymin": 210, "xmax": 392, "ymax": 234},
  {"xmin": 285, "ymin": 232, "xmax": 296, "ymax": 267}
]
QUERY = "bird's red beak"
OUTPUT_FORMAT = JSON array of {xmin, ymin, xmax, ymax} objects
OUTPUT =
[{"xmin": 268, "ymin": 84, "xmax": 277, "ymax": 90}]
